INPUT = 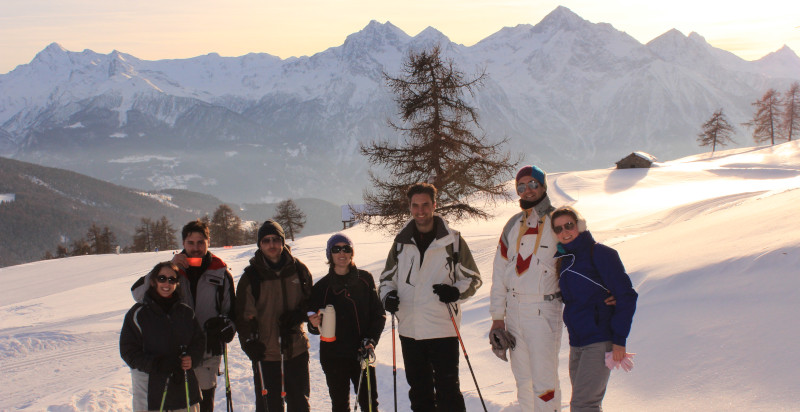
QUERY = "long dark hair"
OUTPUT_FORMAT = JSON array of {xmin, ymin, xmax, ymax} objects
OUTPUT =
[{"xmin": 147, "ymin": 261, "xmax": 182, "ymax": 298}]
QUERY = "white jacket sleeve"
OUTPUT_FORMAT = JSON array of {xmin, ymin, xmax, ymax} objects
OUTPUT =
[{"xmin": 490, "ymin": 238, "xmax": 511, "ymax": 320}]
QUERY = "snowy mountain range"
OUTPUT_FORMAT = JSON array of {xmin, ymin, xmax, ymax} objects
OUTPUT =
[{"xmin": 1, "ymin": 6, "xmax": 799, "ymax": 203}]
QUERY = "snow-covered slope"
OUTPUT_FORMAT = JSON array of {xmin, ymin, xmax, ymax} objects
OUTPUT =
[
  {"xmin": 2, "ymin": 141, "xmax": 799, "ymax": 411},
  {"xmin": 1, "ymin": 7, "xmax": 798, "ymax": 204}
]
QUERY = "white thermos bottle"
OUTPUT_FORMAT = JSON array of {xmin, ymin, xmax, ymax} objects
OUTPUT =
[{"xmin": 320, "ymin": 304, "xmax": 336, "ymax": 342}]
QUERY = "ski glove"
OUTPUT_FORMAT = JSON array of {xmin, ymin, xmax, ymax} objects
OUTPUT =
[
  {"xmin": 489, "ymin": 329, "xmax": 517, "ymax": 362},
  {"xmin": 279, "ymin": 310, "xmax": 306, "ymax": 331},
  {"xmin": 432, "ymin": 284, "xmax": 460, "ymax": 303},
  {"xmin": 242, "ymin": 338, "xmax": 266, "ymax": 361},
  {"xmin": 383, "ymin": 290, "xmax": 399, "ymax": 314},
  {"xmin": 153, "ymin": 354, "xmax": 182, "ymax": 375},
  {"xmin": 605, "ymin": 352, "xmax": 635, "ymax": 372},
  {"xmin": 205, "ymin": 316, "xmax": 235, "ymax": 355}
]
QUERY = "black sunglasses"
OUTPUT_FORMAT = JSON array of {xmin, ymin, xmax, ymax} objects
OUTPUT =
[
  {"xmin": 330, "ymin": 245, "xmax": 353, "ymax": 254},
  {"xmin": 516, "ymin": 180, "xmax": 540, "ymax": 194},
  {"xmin": 156, "ymin": 275, "xmax": 179, "ymax": 284},
  {"xmin": 552, "ymin": 221, "xmax": 576, "ymax": 234},
  {"xmin": 260, "ymin": 236, "xmax": 282, "ymax": 245}
]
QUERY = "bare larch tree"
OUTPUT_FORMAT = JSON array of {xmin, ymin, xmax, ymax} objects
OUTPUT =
[
  {"xmin": 359, "ymin": 45, "xmax": 518, "ymax": 231},
  {"xmin": 273, "ymin": 199, "xmax": 306, "ymax": 241},
  {"xmin": 697, "ymin": 108, "xmax": 736, "ymax": 155}
]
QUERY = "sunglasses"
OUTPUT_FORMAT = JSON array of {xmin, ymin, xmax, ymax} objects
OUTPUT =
[
  {"xmin": 552, "ymin": 221, "xmax": 576, "ymax": 234},
  {"xmin": 156, "ymin": 275, "xmax": 179, "ymax": 284},
  {"xmin": 260, "ymin": 236, "xmax": 282, "ymax": 245},
  {"xmin": 516, "ymin": 180, "xmax": 540, "ymax": 194},
  {"xmin": 330, "ymin": 245, "xmax": 353, "ymax": 254}
]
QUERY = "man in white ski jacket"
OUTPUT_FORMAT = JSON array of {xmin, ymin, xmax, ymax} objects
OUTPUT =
[
  {"xmin": 379, "ymin": 183, "xmax": 482, "ymax": 412},
  {"xmin": 490, "ymin": 165, "xmax": 562, "ymax": 411}
]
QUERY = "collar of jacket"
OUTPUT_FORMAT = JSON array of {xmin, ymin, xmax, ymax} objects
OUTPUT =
[
  {"xmin": 521, "ymin": 194, "xmax": 555, "ymax": 219},
  {"xmin": 395, "ymin": 215, "xmax": 450, "ymax": 244},
  {"xmin": 249, "ymin": 247, "xmax": 296, "ymax": 279},
  {"xmin": 560, "ymin": 230, "xmax": 596, "ymax": 254}
]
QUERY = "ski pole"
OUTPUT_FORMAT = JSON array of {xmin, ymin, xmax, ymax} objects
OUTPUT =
[
  {"xmin": 180, "ymin": 347, "xmax": 190, "ymax": 412},
  {"xmin": 279, "ymin": 335, "xmax": 286, "ymax": 401},
  {"xmin": 354, "ymin": 353, "xmax": 366, "ymax": 412},
  {"xmin": 256, "ymin": 360, "xmax": 269, "ymax": 412},
  {"xmin": 447, "ymin": 303, "xmax": 487, "ymax": 412},
  {"xmin": 391, "ymin": 313, "xmax": 397, "ymax": 412},
  {"xmin": 159, "ymin": 373, "xmax": 171, "ymax": 412},
  {"xmin": 365, "ymin": 358, "xmax": 373, "ymax": 412},
  {"xmin": 224, "ymin": 343, "xmax": 233, "ymax": 412}
]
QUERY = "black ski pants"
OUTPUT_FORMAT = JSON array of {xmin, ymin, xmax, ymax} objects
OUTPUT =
[
  {"xmin": 251, "ymin": 351, "xmax": 310, "ymax": 412},
  {"xmin": 320, "ymin": 354, "xmax": 378, "ymax": 411},
  {"xmin": 400, "ymin": 336, "xmax": 465, "ymax": 412}
]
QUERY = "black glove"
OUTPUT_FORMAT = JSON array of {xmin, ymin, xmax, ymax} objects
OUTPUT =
[
  {"xmin": 432, "ymin": 284, "xmax": 460, "ymax": 303},
  {"xmin": 241, "ymin": 338, "xmax": 266, "ymax": 361},
  {"xmin": 359, "ymin": 338, "xmax": 376, "ymax": 362},
  {"xmin": 383, "ymin": 290, "xmax": 399, "ymax": 314},
  {"xmin": 153, "ymin": 354, "xmax": 182, "ymax": 375},
  {"xmin": 205, "ymin": 316, "xmax": 236, "ymax": 355},
  {"xmin": 279, "ymin": 310, "xmax": 306, "ymax": 334}
]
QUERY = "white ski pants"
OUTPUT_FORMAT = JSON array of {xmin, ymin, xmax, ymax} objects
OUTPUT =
[{"xmin": 505, "ymin": 293, "xmax": 563, "ymax": 412}]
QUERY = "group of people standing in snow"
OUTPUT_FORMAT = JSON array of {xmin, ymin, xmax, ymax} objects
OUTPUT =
[{"xmin": 119, "ymin": 165, "xmax": 638, "ymax": 412}]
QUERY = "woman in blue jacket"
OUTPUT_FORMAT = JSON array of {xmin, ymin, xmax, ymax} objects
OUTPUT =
[{"xmin": 551, "ymin": 206, "xmax": 637, "ymax": 412}]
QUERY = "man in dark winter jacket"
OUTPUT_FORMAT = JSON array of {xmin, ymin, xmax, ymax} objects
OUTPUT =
[
  {"xmin": 379, "ymin": 183, "xmax": 482, "ymax": 412},
  {"xmin": 235, "ymin": 219, "xmax": 313, "ymax": 412},
  {"xmin": 131, "ymin": 220, "xmax": 236, "ymax": 412}
]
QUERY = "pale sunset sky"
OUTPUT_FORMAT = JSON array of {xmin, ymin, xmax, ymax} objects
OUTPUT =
[{"xmin": 1, "ymin": 0, "xmax": 798, "ymax": 74}]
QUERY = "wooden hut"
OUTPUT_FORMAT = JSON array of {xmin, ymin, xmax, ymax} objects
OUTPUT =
[{"xmin": 615, "ymin": 152, "xmax": 656, "ymax": 169}]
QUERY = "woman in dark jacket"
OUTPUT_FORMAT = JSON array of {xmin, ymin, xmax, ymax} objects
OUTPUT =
[
  {"xmin": 120, "ymin": 261, "xmax": 205, "ymax": 412},
  {"xmin": 308, "ymin": 233, "xmax": 386, "ymax": 412},
  {"xmin": 551, "ymin": 206, "xmax": 638, "ymax": 412}
]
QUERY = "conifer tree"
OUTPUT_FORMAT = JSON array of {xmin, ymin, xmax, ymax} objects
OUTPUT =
[
  {"xmin": 697, "ymin": 109, "xmax": 735, "ymax": 155},
  {"xmin": 359, "ymin": 45, "xmax": 518, "ymax": 230},
  {"xmin": 210, "ymin": 205, "xmax": 244, "ymax": 247},
  {"xmin": 273, "ymin": 199, "xmax": 306, "ymax": 241},
  {"xmin": 781, "ymin": 82, "xmax": 800, "ymax": 142},
  {"xmin": 743, "ymin": 89, "xmax": 783, "ymax": 145}
]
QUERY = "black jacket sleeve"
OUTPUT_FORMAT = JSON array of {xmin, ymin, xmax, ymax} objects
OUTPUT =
[
  {"xmin": 363, "ymin": 271, "xmax": 387, "ymax": 345},
  {"xmin": 119, "ymin": 304, "xmax": 157, "ymax": 373}
]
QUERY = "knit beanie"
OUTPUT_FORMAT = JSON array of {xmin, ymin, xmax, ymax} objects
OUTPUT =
[
  {"xmin": 326, "ymin": 233, "xmax": 354, "ymax": 262},
  {"xmin": 516, "ymin": 165, "xmax": 547, "ymax": 188},
  {"xmin": 257, "ymin": 219, "xmax": 285, "ymax": 245}
]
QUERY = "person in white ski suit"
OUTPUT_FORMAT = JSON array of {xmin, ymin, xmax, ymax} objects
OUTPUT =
[{"xmin": 490, "ymin": 165, "xmax": 562, "ymax": 411}]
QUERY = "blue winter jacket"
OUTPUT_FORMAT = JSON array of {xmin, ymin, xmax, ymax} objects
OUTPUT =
[{"xmin": 555, "ymin": 231, "xmax": 637, "ymax": 347}]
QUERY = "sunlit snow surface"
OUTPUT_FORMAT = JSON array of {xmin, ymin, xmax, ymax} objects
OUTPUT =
[{"xmin": 1, "ymin": 142, "xmax": 799, "ymax": 411}]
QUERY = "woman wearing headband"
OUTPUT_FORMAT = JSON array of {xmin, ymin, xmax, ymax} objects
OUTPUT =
[{"xmin": 551, "ymin": 206, "xmax": 638, "ymax": 412}]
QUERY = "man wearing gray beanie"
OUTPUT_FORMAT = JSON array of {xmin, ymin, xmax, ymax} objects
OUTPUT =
[{"xmin": 235, "ymin": 219, "xmax": 313, "ymax": 412}]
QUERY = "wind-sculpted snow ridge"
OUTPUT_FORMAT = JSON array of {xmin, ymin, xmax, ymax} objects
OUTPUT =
[{"xmin": 1, "ymin": 142, "xmax": 799, "ymax": 410}]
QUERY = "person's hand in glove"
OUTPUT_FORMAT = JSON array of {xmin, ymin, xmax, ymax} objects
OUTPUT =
[
  {"xmin": 432, "ymin": 284, "xmax": 460, "ymax": 303},
  {"xmin": 279, "ymin": 310, "xmax": 306, "ymax": 334},
  {"xmin": 489, "ymin": 328, "xmax": 517, "ymax": 362},
  {"xmin": 241, "ymin": 338, "xmax": 266, "ymax": 361},
  {"xmin": 153, "ymin": 354, "xmax": 182, "ymax": 375},
  {"xmin": 205, "ymin": 316, "xmax": 236, "ymax": 355},
  {"xmin": 383, "ymin": 290, "xmax": 399, "ymax": 314},
  {"xmin": 359, "ymin": 338, "xmax": 376, "ymax": 363}
]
